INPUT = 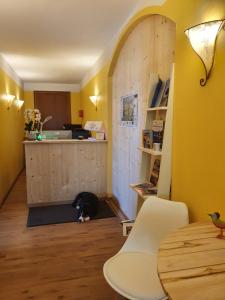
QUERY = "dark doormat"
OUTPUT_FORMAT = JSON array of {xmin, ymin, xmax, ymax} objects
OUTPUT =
[{"xmin": 27, "ymin": 200, "xmax": 116, "ymax": 227}]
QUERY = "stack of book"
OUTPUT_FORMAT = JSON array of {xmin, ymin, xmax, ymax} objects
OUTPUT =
[
  {"xmin": 142, "ymin": 121, "xmax": 164, "ymax": 150},
  {"xmin": 133, "ymin": 158, "xmax": 161, "ymax": 197},
  {"xmin": 133, "ymin": 182, "xmax": 157, "ymax": 197}
]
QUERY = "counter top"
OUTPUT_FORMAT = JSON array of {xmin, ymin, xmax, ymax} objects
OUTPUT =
[{"xmin": 23, "ymin": 139, "xmax": 107, "ymax": 144}]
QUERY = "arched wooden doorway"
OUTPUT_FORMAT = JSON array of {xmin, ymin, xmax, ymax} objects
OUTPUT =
[{"xmin": 111, "ymin": 14, "xmax": 176, "ymax": 218}]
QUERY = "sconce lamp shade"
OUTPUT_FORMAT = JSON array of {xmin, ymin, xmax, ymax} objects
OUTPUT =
[
  {"xmin": 89, "ymin": 95, "xmax": 99, "ymax": 111},
  {"xmin": 4, "ymin": 94, "xmax": 15, "ymax": 109},
  {"xmin": 14, "ymin": 99, "xmax": 24, "ymax": 111},
  {"xmin": 185, "ymin": 20, "xmax": 224, "ymax": 86}
]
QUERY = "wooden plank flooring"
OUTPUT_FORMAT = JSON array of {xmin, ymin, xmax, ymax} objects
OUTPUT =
[{"xmin": 0, "ymin": 172, "xmax": 125, "ymax": 300}]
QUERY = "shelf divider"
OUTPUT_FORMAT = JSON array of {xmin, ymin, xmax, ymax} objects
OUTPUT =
[
  {"xmin": 138, "ymin": 146, "xmax": 162, "ymax": 156},
  {"xmin": 129, "ymin": 183, "xmax": 157, "ymax": 200},
  {"xmin": 147, "ymin": 106, "xmax": 167, "ymax": 112}
]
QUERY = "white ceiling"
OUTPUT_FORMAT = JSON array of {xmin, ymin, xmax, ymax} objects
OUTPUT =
[{"xmin": 0, "ymin": 0, "xmax": 142, "ymax": 84}]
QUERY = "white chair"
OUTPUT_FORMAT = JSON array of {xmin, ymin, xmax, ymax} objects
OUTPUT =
[{"xmin": 103, "ymin": 196, "xmax": 189, "ymax": 300}]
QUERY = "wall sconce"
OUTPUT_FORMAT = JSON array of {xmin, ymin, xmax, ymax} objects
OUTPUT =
[
  {"xmin": 4, "ymin": 94, "xmax": 15, "ymax": 109},
  {"xmin": 14, "ymin": 99, "xmax": 24, "ymax": 111},
  {"xmin": 89, "ymin": 95, "xmax": 99, "ymax": 111},
  {"xmin": 185, "ymin": 19, "xmax": 225, "ymax": 86}
]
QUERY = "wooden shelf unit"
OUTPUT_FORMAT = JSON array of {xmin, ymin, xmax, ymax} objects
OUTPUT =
[{"xmin": 130, "ymin": 67, "xmax": 174, "ymax": 208}]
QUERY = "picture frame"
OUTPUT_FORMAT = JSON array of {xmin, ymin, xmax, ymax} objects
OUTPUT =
[{"xmin": 120, "ymin": 92, "xmax": 138, "ymax": 127}]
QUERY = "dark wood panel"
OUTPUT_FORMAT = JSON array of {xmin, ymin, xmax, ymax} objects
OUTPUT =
[{"xmin": 34, "ymin": 91, "xmax": 71, "ymax": 130}]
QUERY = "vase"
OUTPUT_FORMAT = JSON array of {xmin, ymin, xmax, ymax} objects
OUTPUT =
[{"xmin": 26, "ymin": 131, "xmax": 37, "ymax": 140}]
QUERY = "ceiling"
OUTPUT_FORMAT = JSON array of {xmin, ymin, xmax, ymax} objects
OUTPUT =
[{"xmin": 0, "ymin": 0, "xmax": 142, "ymax": 84}]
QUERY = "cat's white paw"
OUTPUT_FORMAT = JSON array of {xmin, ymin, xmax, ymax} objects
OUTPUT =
[{"xmin": 79, "ymin": 216, "xmax": 84, "ymax": 222}]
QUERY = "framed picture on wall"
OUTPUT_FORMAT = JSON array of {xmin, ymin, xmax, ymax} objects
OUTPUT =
[{"xmin": 120, "ymin": 92, "xmax": 138, "ymax": 127}]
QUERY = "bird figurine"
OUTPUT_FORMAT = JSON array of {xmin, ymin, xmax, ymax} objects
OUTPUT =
[{"xmin": 208, "ymin": 212, "xmax": 225, "ymax": 239}]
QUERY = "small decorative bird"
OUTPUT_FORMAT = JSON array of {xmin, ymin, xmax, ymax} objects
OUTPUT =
[{"xmin": 208, "ymin": 212, "xmax": 225, "ymax": 239}]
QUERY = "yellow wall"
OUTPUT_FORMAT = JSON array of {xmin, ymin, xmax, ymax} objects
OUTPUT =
[
  {"xmin": 0, "ymin": 69, "xmax": 24, "ymax": 204},
  {"xmin": 24, "ymin": 91, "xmax": 34, "ymax": 110},
  {"xmin": 24, "ymin": 91, "xmax": 82, "ymax": 124},
  {"xmin": 168, "ymin": 0, "xmax": 225, "ymax": 221},
  {"xmin": 81, "ymin": 64, "xmax": 110, "ymax": 129},
  {"xmin": 80, "ymin": 0, "xmax": 225, "ymax": 221}
]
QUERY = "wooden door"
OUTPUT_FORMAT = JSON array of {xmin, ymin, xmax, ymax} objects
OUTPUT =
[{"xmin": 34, "ymin": 91, "xmax": 71, "ymax": 130}]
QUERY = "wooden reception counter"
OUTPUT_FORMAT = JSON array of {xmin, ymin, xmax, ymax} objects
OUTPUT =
[{"xmin": 24, "ymin": 139, "xmax": 107, "ymax": 206}]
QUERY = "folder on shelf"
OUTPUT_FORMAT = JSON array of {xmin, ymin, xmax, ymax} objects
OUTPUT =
[{"xmin": 149, "ymin": 77, "xmax": 163, "ymax": 108}]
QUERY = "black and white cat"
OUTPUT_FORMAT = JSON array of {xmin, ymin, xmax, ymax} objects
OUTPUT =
[{"xmin": 72, "ymin": 192, "xmax": 98, "ymax": 222}]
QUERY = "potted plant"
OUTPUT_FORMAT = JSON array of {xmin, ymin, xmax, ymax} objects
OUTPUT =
[{"xmin": 24, "ymin": 109, "xmax": 41, "ymax": 140}]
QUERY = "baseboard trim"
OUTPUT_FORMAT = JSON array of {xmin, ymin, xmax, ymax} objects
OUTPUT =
[
  {"xmin": 27, "ymin": 197, "xmax": 107, "ymax": 208},
  {"xmin": 106, "ymin": 196, "xmax": 128, "ymax": 221},
  {"xmin": 0, "ymin": 167, "xmax": 25, "ymax": 208},
  {"xmin": 28, "ymin": 200, "xmax": 73, "ymax": 208}
]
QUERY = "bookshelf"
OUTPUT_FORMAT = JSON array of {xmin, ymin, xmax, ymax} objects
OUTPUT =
[{"xmin": 130, "ymin": 66, "xmax": 174, "ymax": 206}]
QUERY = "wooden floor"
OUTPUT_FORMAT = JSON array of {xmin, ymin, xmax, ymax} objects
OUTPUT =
[{"xmin": 0, "ymin": 172, "xmax": 125, "ymax": 300}]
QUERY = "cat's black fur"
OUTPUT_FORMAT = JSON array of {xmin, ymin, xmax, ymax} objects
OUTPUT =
[{"xmin": 72, "ymin": 192, "xmax": 98, "ymax": 222}]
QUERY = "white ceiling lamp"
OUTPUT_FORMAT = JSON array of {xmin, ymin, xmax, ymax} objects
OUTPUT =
[{"xmin": 185, "ymin": 19, "xmax": 225, "ymax": 86}]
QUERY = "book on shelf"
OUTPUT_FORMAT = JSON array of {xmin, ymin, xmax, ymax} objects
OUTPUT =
[
  {"xmin": 132, "ymin": 159, "xmax": 161, "ymax": 197},
  {"xmin": 158, "ymin": 79, "xmax": 170, "ymax": 107},
  {"xmin": 142, "ymin": 129, "xmax": 153, "ymax": 149},
  {"xmin": 152, "ymin": 158, "xmax": 160, "ymax": 173},
  {"xmin": 149, "ymin": 77, "xmax": 163, "ymax": 108},
  {"xmin": 149, "ymin": 158, "xmax": 161, "ymax": 186},
  {"xmin": 153, "ymin": 132, "xmax": 163, "ymax": 145},
  {"xmin": 152, "ymin": 120, "xmax": 164, "ymax": 146},
  {"xmin": 149, "ymin": 78, "xmax": 170, "ymax": 108}
]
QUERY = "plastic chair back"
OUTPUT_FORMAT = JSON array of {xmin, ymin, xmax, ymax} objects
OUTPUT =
[{"xmin": 121, "ymin": 196, "xmax": 189, "ymax": 254}]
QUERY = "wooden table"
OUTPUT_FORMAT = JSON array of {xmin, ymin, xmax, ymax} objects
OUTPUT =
[{"xmin": 158, "ymin": 222, "xmax": 225, "ymax": 300}]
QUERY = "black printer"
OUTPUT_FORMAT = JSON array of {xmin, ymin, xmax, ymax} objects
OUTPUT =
[{"xmin": 63, "ymin": 124, "xmax": 90, "ymax": 139}]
